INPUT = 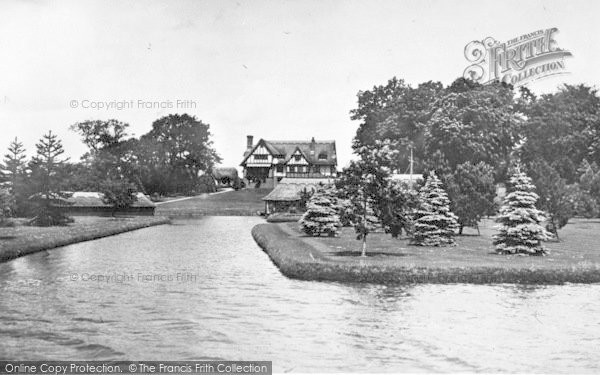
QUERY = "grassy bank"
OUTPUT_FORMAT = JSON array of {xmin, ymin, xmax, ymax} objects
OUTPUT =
[
  {"xmin": 252, "ymin": 219, "xmax": 600, "ymax": 284},
  {"xmin": 0, "ymin": 216, "xmax": 170, "ymax": 263},
  {"xmin": 156, "ymin": 188, "xmax": 271, "ymax": 216}
]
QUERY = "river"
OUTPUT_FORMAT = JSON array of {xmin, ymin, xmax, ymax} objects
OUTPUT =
[{"xmin": 1, "ymin": 217, "xmax": 599, "ymax": 372}]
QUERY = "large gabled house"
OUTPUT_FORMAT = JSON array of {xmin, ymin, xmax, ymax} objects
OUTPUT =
[{"xmin": 240, "ymin": 135, "xmax": 337, "ymax": 188}]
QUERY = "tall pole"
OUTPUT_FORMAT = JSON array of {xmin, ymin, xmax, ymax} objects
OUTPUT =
[{"xmin": 409, "ymin": 146, "xmax": 413, "ymax": 185}]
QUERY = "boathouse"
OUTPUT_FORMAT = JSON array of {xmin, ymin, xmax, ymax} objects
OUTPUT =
[
  {"xmin": 57, "ymin": 192, "xmax": 156, "ymax": 216},
  {"xmin": 261, "ymin": 177, "xmax": 335, "ymax": 214}
]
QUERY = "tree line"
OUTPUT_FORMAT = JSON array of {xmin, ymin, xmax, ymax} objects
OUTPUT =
[
  {"xmin": 0, "ymin": 113, "xmax": 220, "ymax": 225},
  {"xmin": 299, "ymin": 77, "xmax": 600, "ymax": 256}
]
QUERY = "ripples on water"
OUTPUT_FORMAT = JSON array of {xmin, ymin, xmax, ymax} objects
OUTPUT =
[{"xmin": 1, "ymin": 217, "xmax": 599, "ymax": 372}]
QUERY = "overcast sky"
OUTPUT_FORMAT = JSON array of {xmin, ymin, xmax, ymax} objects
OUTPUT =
[{"xmin": 1, "ymin": 0, "xmax": 599, "ymax": 169}]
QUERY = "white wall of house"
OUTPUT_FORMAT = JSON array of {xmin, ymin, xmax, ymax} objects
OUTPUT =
[{"xmin": 246, "ymin": 145, "xmax": 273, "ymax": 167}]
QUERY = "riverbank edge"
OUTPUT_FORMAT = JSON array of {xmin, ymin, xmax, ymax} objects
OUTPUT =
[
  {"xmin": 251, "ymin": 223, "xmax": 600, "ymax": 284},
  {"xmin": 0, "ymin": 216, "xmax": 171, "ymax": 263}
]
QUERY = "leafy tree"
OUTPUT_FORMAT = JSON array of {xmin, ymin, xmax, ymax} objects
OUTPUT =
[
  {"xmin": 352, "ymin": 189, "xmax": 380, "ymax": 257},
  {"xmin": 28, "ymin": 131, "xmax": 71, "ymax": 226},
  {"xmin": 443, "ymin": 161, "xmax": 496, "ymax": 234},
  {"xmin": 139, "ymin": 114, "xmax": 221, "ymax": 194},
  {"xmin": 410, "ymin": 171, "xmax": 459, "ymax": 246},
  {"xmin": 493, "ymin": 169, "xmax": 550, "ymax": 255},
  {"xmin": 350, "ymin": 77, "xmax": 444, "ymax": 172},
  {"xmin": 70, "ymin": 119, "xmax": 130, "ymax": 152},
  {"xmin": 337, "ymin": 140, "xmax": 398, "ymax": 255},
  {"xmin": 424, "ymin": 81, "xmax": 522, "ymax": 180},
  {"xmin": 100, "ymin": 177, "xmax": 138, "ymax": 217},
  {"xmin": 578, "ymin": 159, "xmax": 600, "ymax": 212},
  {"xmin": 70, "ymin": 120, "xmax": 144, "ymax": 192},
  {"xmin": 1, "ymin": 137, "xmax": 28, "ymax": 215},
  {"xmin": 520, "ymin": 85, "xmax": 600, "ymax": 183},
  {"xmin": 337, "ymin": 162, "xmax": 380, "ymax": 256},
  {"xmin": 300, "ymin": 186, "xmax": 342, "ymax": 237},
  {"xmin": 570, "ymin": 184, "xmax": 599, "ymax": 218},
  {"xmin": 527, "ymin": 160, "xmax": 577, "ymax": 240},
  {"xmin": 378, "ymin": 180, "xmax": 419, "ymax": 238}
]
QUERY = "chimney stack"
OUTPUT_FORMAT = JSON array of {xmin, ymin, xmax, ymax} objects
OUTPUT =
[
  {"xmin": 247, "ymin": 135, "xmax": 253, "ymax": 150},
  {"xmin": 309, "ymin": 137, "xmax": 316, "ymax": 155}
]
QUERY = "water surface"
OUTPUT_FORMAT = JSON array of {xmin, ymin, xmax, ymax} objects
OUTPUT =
[{"xmin": 1, "ymin": 217, "xmax": 599, "ymax": 372}]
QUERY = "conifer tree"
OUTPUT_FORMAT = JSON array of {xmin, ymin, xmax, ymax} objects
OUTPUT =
[
  {"xmin": 410, "ymin": 171, "xmax": 459, "ymax": 246},
  {"xmin": 30, "ymin": 130, "xmax": 68, "ymax": 196},
  {"xmin": 2, "ymin": 137, "xmax": 27, "ymax": 184},
  {"xmin": 493, "ymin": 169, "xmax": 550, "ymax": 255},
  {"xmin": 300, "ymin": 186, "xmax": 342, "ymax": 237},
  {"xmin": 1, "ymin": 137, "xmax": 28, "ymax": 215},
  {"xmin": 28, "ymin": 131, "xmax": 71, "ymax": 226}
]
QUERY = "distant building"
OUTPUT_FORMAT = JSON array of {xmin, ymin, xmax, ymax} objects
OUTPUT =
[
  {"xmin": 211, "ymin": 167, "xmax": 239, "ymax": 188},
  {"xmin": 389, "ymin": 173, "xmax": 423, "ymax": 187},
  {"xmin": 57, "ymin": 192, "xmax": 156, "ymax": 216},
  {"xmin": 240, "ymin": 135, "xmax": 337, "ymax": 188}
]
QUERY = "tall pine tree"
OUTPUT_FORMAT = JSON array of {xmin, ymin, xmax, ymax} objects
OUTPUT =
[
  {"xmin": 28, "ymin": 131, "xmax": 71, "ymax": 226},
  {"xmin": 410, "ymin": 171, "xmax": 459, "ymax": 246},
  {"xmin": 1, "ymin": 137, "xmax": 28, "ymax": 215},
  {"xmin": 30, "ymin": 131, "xmax": 68, "ymax": 196},
  {"xmin": 493, "ymin": 169, "xmax": 550, "ymax": 255},
  {"xmin": 300, "ymin": 186, "xmax": 342, "ymax": 237},
  {"xmin": 2, "ymin": 137, "xmax": 27, "ymax": 183}
]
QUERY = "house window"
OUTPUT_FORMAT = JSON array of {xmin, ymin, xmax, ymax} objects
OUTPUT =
[
  {"xmin": 294, "ymin": 155, "xmax": 301, "ymax": 162},
  {"xmin": 318, "ymin": 152, "xmax": 327, "ymax": 160},
  {"xmin": 254, "ymin": 154, "xmax": 268, "ymax": 160},
  {"xmin": 276, "ymin": 165, "xmax": 284, "ymax": 173}
]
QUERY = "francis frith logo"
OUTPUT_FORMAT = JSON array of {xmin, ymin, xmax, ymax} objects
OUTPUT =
[{"xmin": 463, "ymin": 27, "xmax": 572, "ymax": 87}]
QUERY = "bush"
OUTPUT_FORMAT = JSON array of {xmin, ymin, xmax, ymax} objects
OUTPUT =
[
  {"xmin": 196, "ymin": 175, "xmax": 217, "ymax": 194},
  {"xmin": 28, "ymin": 201, "xmax": 73, "ymax": 226},
  {"xmin": 0, "ymin": 188, "xmax": 15, "ymax": 225}
]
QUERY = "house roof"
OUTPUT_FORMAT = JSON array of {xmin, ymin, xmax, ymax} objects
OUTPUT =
[
  {"xmin": 241, "ymin": 138, "xmax": 337, "ymax": 166},
  {"xmin": 262, "ymin": 178, "xmax": 336, "ymax": 202},
  {"xmin": 58, "ymin": 192, "xmax": 156, "ymax": 208}
]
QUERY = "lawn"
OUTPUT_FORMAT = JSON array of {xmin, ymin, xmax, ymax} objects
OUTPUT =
[
  {"xmin": 155, "ymin": 188, "xmax": 271, "ymax": 216},
  {"xmin": 0, "ymin": 216, "xmax": 170, "ymax": 263},
  {"xmin": 252, "ymin": 218, "xmax": 600, "ymax": 284},
  {"xmin": 283, "ymin": 218, "xmax": 600, "ymax": 270}
]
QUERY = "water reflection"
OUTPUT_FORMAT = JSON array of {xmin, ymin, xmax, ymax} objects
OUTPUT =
[{"xmin": 0, "ymin": 217, "xmax": 599, "ymax": 372}]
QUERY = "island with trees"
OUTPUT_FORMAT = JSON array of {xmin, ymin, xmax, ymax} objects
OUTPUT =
[{"xmin": 252, "ymin": 77, "xmax": 600, "ymax": 284}]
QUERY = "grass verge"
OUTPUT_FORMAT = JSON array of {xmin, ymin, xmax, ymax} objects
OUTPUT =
[
  {"xmin": 0, "ymin": 216, "xmax": 170, "ymax": 263},
  {"xmin": 156, "ymin": 189, "xmax": 271, "ymax": 217},
  {"xmin": 252, "ymin": 219, "xmax": 600, "ymax": 284}
]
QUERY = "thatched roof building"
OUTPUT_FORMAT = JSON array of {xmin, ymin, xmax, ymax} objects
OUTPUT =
[
  {"xmin": 212, "ymin": 167, "xmax": 239, "ymax": 182},
  {"xmin": 261, "ymin": 177, "xmax": 335, "ymax": 214},
  {"xmin": 57, "ymin": 192, "xmax": 156, "ymax": 216}
]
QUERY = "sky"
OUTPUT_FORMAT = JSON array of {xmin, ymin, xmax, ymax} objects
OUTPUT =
[{"xmin": 1, "ymin": 0, "xmax": 599, "ymax": 170}]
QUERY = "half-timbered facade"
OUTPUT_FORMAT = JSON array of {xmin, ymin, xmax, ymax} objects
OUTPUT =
[{"xmin": 241, "ymin": 135, "xmax": 337, "ymax": 188}]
